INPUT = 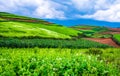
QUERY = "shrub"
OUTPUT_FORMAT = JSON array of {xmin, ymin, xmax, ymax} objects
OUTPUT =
[{"xmin": 86, "ymin": 48, "xmax": 103, "ymax": 55}]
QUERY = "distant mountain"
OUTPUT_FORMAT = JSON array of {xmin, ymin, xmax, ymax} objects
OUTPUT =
[{"xmin": 45, "ymin": 19, "xmax": 120, "ymax": 28}]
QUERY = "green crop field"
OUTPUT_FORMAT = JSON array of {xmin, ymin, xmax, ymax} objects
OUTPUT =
[
  {"xmin": 113, "ymin": 34, "xmax": 120, "ymax": 44},
  {"xmin": 0, "ymin": 48, "xmax": 119, "ymax": 76},
  {"xmin": 0, "ymin": 37, "xmax": 112, "ymax": 48},
  {"xmin": 71, "ymin": 25, "xmax": 109, "ymax": 38},
  {"xmin": 0, "ymin": 21, "xmax": 80, "ymax": 39},
  {"xmin": 0, "ymin": 21, "xmax": 69, "ymax": 38}
]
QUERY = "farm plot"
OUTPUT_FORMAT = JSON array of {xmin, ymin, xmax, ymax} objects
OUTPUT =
[
  {"xmin": 85, "ymin": 38, "xmax": 120, "ymax": 47},
  {"xmin": 0, "ymin": 37, "xmax": 112, "ymax": 48},
  {"xmin": 112, "ymin": 34, "xmax": 120, "ymax": 45}
]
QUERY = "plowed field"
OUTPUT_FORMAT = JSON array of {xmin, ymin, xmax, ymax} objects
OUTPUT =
[{"xmin": 85, "ymin": 38, "xmax": 120, "ymax": 47}]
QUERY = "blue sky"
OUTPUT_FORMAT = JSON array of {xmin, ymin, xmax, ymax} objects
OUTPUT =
[{"xmin": 0, "ymin": 0, "xmax": 120, "ymax": 27}]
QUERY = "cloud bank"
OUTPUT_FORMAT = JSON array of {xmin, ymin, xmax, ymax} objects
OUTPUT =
[
  {"xmin": 0, "ymin": 0, "xmax": 66, "ymax": 19},
  {"xmin": 74, "ymin": 0, "xmax": 120, "ymax": 22},
  {"xmin": 0, "ymin": 0, "xmax": 120, "ymax": 22}
]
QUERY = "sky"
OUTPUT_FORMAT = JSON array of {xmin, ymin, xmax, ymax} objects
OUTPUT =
[{"xmin": 0, "ymin": 0, "xmax": 120, "ymax": 27}]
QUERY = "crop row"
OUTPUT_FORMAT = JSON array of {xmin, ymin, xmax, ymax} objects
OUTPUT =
[{"xmin": 0, "ymin": 37, "xmax": 112, "ymax": 48}]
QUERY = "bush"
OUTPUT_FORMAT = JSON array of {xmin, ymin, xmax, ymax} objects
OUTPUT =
[{"xmin": 86, "ymin": 48, "xmax": 103, "ymax": 55}]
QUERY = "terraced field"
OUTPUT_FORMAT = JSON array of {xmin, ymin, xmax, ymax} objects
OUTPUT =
[
  {"xmin": 71, "ymin": 25, "xmax": 109, "ymax": 38},
  {"xmin": 0, "ymin": 12, "xmax": 81, "ymax": 39},
  {"xmin": 0, "ymin": 12, "xmax": 120, "ymax": 76},
  {"xmin": 71, "ymin": 25, "xmax": 120, "ymax": 47}
]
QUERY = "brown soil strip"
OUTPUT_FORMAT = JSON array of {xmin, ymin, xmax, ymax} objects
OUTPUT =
[
  {"xmin": 99, "ymin": 32, "xmax": 120, "ymax": 34},
  {"xmin": 85, "ymin": 38, "xmax": 120, "ymax": 47},
  {"xmin": 0, "ymin": 17, "xmax": 53, "ymax": 25}
]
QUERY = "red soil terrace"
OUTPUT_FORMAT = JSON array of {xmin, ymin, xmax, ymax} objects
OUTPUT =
[{"xmin": 109, "ymin": 28, "xmax": 120, "ymax": 32}]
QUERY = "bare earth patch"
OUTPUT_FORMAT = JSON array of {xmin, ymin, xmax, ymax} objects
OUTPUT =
[
  {"xmin": 85, "ymin": 38, "xmax": 120, "ymax": 48},
  {"xmin": 100, "ymin": 32, "xmax": 120, "ymax": 34}
]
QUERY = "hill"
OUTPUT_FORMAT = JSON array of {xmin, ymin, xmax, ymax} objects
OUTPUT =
[
  {"xmin": 46, "ymin": 19, "xmax": 120, "ymax": 28},
  {"xmin": 0, "ymin": 12, "xmax": 81, "ymax": 39},
  {"xmin": 71, "ymin": 25, "xmax": 109, "ymax": 38},
  {"xmin": 0, "ymin": 12, "xmax": 113, "ymax": 48}
]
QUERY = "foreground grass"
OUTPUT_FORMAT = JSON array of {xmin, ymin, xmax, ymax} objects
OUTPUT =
[{"xmin": 0, "ymin": 48, "xmax": 119, "ymax": 76}]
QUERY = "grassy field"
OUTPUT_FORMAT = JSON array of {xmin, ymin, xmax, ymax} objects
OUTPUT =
[
  {"xmin": 0, "ymin": 48, "xmax": 119, "ymax": 76},
  {"xmin": 0, "ymin": 21, "xmax": 81, "ymax": 39}
]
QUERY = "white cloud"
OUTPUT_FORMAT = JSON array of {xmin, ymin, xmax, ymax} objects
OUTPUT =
[
  {"xmin": 77, "ymin": 4, "xmax": 120, "ymax": 22},
  {"xmin": 71, "ymin": 0, "xmax": 115, "ymax": 13},
  {"xmin": 71, "ymin": 0, "xmax": 94, "ymax": 12},
  {"xmin": 0, "ymin": 0, "xmax": 66, "ymax": 19},
  {"xmin": 73, "ymin": 0, "xmax": 120, "ymax": 22},
  {"xmin": 33, "ymin": 7, "xmax": 65, "ymax": 19},
  {"xmin": 32, "ymin": 0, "xmax": 66, "ymax": 19},
  {"xmin": 0, "ymin": 0, "xmax": 120, "ymax": 22},
  {"xmin": 0, "ymin": 0, "xmax": 18, "ymax": 12}
]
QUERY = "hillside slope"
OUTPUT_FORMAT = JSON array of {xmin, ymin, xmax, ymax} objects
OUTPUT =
[
  {"xmin": 71, "ymin": 25, "xmax": 110, "ymax": 38},
  {"xmin": 0, "ymin": 12, "xmax": 81, "ymax": 39}
]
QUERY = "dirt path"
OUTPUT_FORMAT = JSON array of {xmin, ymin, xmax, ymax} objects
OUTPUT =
[{"xmin": 85, "ymin": 38, "xmax": 120, "ymax": 47}]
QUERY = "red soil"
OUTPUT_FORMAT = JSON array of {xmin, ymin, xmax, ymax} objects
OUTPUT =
[
  {"xmin": 0, "ymin": 17, "xmax": 54, "ymax": 24},
  {"xmin": 99, "ymin": 28, "xmax": 120, "ymax": 35},
  {"xmin": 109, "ymin": 28, "xmax": 120, "ymax": 32},
  {"xmin": 1, "ymin": 17, "xmax": 39, "ymax": 22},
  {"xmin": 70, "ymin": 27, "xmax": 92, "ymax": 30},
  {"xmin": 44, "ymin": 22, "xmax": 52, "ymax": 24},
  {"xmin": 77, "ymin": 28, "xmax": 92, "ymax": 30},
  {"xmin": 85, "ymin": 38, "xmax": 120, "ymax": 47}
]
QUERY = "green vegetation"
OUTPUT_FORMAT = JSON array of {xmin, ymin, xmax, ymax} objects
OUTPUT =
[
  {"xmin": 72, "ymin": 25, "xmax": 98, "ymax": 28},
  {"xmin": 0, "ymin": 12, "xmax": 81, "ymax": 39},
  {"xmin": 0, "ymin": 37, "xmax": 112, "ymax": 48},
  {"xmin": 113, "ymin": 34, "xmax": 120, "ymax": 44},
  {"xmin": 0, "ymin": 48, "xmax": 119, "ymax": 76},
  {"xmin": 0, "ymin": 12, "xmax": 38, "ymax": 20},
  {"xmin": 92, "ymin": 34, "xmax": 112, "ymax": 38},
  {"xmin": 71, "ymin": 25, "xmax": 109, "ymax": 38},
  {"xmin": 0, "ymin": 21, "xmax": 80, "ymax": 38},
  {"xmin": 0, "ymin": 21, "xmax": 69, "ymax": 38}
]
